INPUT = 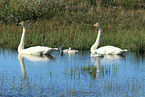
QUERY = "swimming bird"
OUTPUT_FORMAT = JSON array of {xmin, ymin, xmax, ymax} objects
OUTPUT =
[
  {"xmin": 18, "ymin": 21, "xmax": 58, "ymax": 55},
  {"xmin": 90, "ymin": 23, "xmax": 128, "ymax": 56},
  {"xmin": 60, "ymin": 47, "xmax": 78, "ymax": 54},
  {"xmin": 67, "ymin": 47, "xmax": 78, "ymax": 54},
  {"xmin": 62, "ymin": 48, "xmax": 69, "ymax": 53}
]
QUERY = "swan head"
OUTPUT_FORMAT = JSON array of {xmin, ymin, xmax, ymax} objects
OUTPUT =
[
  {"xmin": 59, "ymin": 46, "xmax": 63, "ymax": 52},
  {"xmin": 19, "ymin": 21, "xmax": 26, "ymax": 27},
  {"xmin": 59, "ymin": 46, "xmax": 63, "ymax": 50},
  {"xmin": 92, "ymin": 23, "xmax": 100, "ymax": 27}
]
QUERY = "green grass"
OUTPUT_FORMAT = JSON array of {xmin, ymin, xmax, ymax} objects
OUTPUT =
[{"xmin": 0, "ymin": 0, "xmax": 145, "ymax": 52}]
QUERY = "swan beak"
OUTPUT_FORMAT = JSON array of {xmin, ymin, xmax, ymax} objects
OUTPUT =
[
  {"xmin": 91, "ymin": 23, "xmax": 98, "ymax": 27},
  {"xmin": 91, "ymin": 23, "xmax": 100, "ymax": 27},
  {"xmin": 19, "ymin": 22, "xmax": 22, "ymax": 25},
  {"xmin": 93, "ymin": 23, "xmax": 97, "ymax": 27},
  {"xmin": 17, "ymin": 22, "xmax": 22, "ymax": 26},
  {"xmin": 93, "ymin": 24, "xmax": 98, "ymax": 27}
]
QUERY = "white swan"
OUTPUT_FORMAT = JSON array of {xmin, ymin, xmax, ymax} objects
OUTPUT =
[
  {"xmin": 90, "ymin": 23, "xmax": 128, "ymax": 56},
  {"xmin": 62, "ymin": 48, "xmax": 69, "ymax": 53},
  {"xmin": 18, "ymin": 21, "xmax": 58, "ymax": 55},
  {"xmin": 68, "ymin": 47, "xmax": 78, "ymax": 54}
]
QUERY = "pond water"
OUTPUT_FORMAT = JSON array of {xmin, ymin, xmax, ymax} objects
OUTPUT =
[{"xmin": 0, "ymin": 48, "xmax": 145, "ymax": 97}]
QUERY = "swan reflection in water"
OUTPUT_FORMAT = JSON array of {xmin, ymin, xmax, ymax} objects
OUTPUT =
[
  {"xmin": 18, "ymin": 54, "xmax": 54, "ymax": 62},
  {"xmin": 18, "ymin": 54, "xmax": 54, "ymax": 79},
  {"xmin": 91, "ymin": 55, "xmax": 125, "ymax": 78},
  {"xmin": 91, "ymin": 56, "xmax": 102, "ymax": 78},
  {"xmin": 101, "ymin": 54, "xmax": 125, "ymax": 65}
]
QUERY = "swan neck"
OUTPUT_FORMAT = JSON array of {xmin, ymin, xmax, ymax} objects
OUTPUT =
[
  {"xmin": 90, "ymin": 27, "xmax": 101, "ymax": 53},
  {"xmin": 18, "ymin": 26, "xmax": 26, "ymax": 53}
]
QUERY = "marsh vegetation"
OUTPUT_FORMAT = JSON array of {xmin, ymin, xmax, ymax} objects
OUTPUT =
[{"xmin": 0, "ymin": 0, "xmax": 145, "ymax": 51}]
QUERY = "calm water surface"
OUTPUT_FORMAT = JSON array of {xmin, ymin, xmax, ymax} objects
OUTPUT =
[{"xmin": 0, "ymin": 48, "xmax": 145, "ymax": 97}]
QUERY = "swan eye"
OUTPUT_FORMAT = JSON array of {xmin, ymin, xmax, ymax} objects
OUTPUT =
[{"xmin": 96, "ymin": 23, "xmax": 100, "ymax": 26}]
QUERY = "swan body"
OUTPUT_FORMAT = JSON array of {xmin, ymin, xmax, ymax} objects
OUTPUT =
[
  {"xmin": 68, "ymin": 47, "xmax": 78, "ymax": 54},
  {"xmin": 93, "ymin": 46, "xmax": 128, "ymax": 55},
  {"xmin": 91, "ymin": 23, "xmax": 127, "ymax": 56},
  {"xmin": 63, "ymin": 49, "xmax": 69, "ymax": 53},
  {"xmin": 62, "ymin": 48, "xmax": 69, "ymax": 53},
  {"xmin": 18, "ymin": 21, "xmax": 58, "ymax": 55},
  {"xmin": 19, "ymin": 46, "xmax": 58, "ymax": 55}
]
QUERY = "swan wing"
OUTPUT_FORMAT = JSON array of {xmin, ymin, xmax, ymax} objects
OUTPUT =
[{"xmin": 95, "ymin": 46, "xmax": 125, "ymax": 55}]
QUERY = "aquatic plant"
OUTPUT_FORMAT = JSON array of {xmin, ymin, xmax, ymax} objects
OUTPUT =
[{"xmin": 81, "ymin": 65, "xmax": 97, "ymax": 77}]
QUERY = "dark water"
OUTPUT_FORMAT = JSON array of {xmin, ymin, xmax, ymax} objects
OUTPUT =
[{"xmin": 0, "ymin": 48, "xmax": 145, "ymax": 97}]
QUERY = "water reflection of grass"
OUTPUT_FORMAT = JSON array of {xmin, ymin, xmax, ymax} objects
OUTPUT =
[
  {"xmin": 68, "ymin": 64, "xmax": 118, "ymax": 78},
  {"xmin": 105, "ymin": 78, "xmax": 145, "ymax": 96},
  {"xmin": 0, "ymin": 71, "xmax": 145, "ymax": 96},
  {"xmin": 81, "ymin": 65, "xmax": 97, "ymax": 78}
]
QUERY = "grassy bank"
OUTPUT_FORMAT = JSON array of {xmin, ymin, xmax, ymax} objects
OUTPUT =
[{"xmin": 0, "ymin": 0, "xmax": 145, "ymax": 52}]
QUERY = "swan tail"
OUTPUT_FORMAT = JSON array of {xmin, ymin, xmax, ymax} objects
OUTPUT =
[
  {"xmin": 53, "ymin": 48, "xmax": 58, "ymax": 50},
  {"xmin": 122, "ymin": 49, "xmax": 128, "ymax": 52}
]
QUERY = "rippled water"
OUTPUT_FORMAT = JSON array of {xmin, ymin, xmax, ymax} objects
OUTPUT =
[{"xmin": 0, "ymin": 48, "xmax": 145, "ymax": 97}]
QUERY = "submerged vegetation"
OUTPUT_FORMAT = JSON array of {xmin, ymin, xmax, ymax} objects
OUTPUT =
[{"xmin": 0, "ymin": 0, "xmax": 145, "ymax": 52}]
